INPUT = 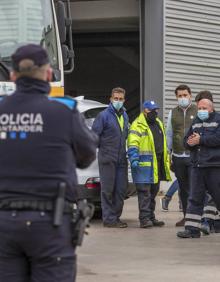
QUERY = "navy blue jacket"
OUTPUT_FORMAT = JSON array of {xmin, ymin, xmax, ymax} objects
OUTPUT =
[
  {"xmin": 0, "ymin": 77, "xmax": 97, "ymax": 202},
  {"xmin": 184, "ymin": 111, "xmax": 220, "ymax": 167},
  {"xmin": 92, "ymin": 103, "xmax": 129, "ymax": 165}
]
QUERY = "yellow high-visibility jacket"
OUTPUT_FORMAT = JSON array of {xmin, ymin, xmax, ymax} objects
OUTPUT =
[{"xmin": 128, "ymin": 113, "xmax": 171, "ymax": 184}]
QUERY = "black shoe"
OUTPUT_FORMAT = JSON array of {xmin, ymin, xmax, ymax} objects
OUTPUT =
[
  {"xmin": 214, "ymin": 220, "xmax": 220, "ymax": 233},
  {"xmin": 151, "ymin": 219, "xmax": 165, "ymax": 227},
  {"xmin": 160, "ymin": 196, "xmax": 170, "ymax": 211},
  {"xmin": 175, "ymin": 218, "xmax": 185, "ymax": 227},
  {"xmin": 200, "ymin": 222, "xmax": 210, "ymax": 235},
  {"xmin": 140, "ymin": 220, "xmax": 153, "ymax": 228},
  {"xmin": 177, "ymin": 229, "xmax": 201, "ymax": 238},
  {"xmin": 103, "ymin": 220, "xmax": 127, "ymax": 228}
]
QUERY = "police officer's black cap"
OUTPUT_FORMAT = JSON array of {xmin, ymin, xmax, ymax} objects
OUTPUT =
[{"xmin": 12, "ymin": 44, "xmax": 49, "ymax": 72}]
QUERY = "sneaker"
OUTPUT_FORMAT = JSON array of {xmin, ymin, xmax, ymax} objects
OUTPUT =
[
  {"xmin": 200, "ymin": 222, "xmax": 210, "ymax": 235},
  {"xmin": 160, "ymin": 196, "xmax": 170, "ymax": 211},
  {"xmin": 177, "ymin": 229, "xmax": 201, "ymax": 238},
  {"xmin": 151, "ymin": 219, "xmax": 165, "ymax": 227},
  {"xmin": 140, "ymin": 220, "xmax": 153, "ymax": 228},
  {"xmin": 103, "ymin": 220, "xmax": 128, "ymax": 228},
  {"xmin": 175, "ymin": 218, "xmax": 185, "ymax": 227},
  {"xmin": 117, "ymin": 219, "xmax": 128, "ymax": 228}
]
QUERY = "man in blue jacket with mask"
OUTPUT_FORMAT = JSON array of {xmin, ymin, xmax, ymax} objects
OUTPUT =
[
  {"xmin": 92, "ymin": 87, "xmax": 129, "ymax": 228},
  {"xmin": 177, "ymin": 97, "xmax": 220, "ymax": 238}
]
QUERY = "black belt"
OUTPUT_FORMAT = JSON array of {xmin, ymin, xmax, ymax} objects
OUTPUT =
[{"xmin": 0, "ymin": 200, "xmax": 76, "ymax": 213}]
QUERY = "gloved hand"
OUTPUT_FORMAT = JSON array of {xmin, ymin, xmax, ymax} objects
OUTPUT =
[{"xmin": 131, "ymin": 160, "xmax": 139, "ymax": 168}]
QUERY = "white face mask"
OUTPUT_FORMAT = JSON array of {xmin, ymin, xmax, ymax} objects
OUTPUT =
[
  {"xmin": 178, "ymin": 98, "xmax": 190, "ymax": 108},
  {"xmin": 112, "ymin": 101, "xmax": 124, "ymax": 111},
  {"xmin": 197, "ymin": 110, "xmax": 209, "ymax": 121}
]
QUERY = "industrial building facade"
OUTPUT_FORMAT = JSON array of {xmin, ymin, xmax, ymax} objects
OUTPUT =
[{"xmin": 67, "ymin": 0, "xmax": 220, "ymax": 121}]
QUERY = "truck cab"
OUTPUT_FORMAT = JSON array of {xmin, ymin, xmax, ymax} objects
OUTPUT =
[{"xmin": 0, "ymin": 0, "xmax": 73, "ymax": 96}]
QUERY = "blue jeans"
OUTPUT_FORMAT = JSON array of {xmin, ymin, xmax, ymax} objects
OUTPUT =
[{"xmin": 166, "ymin": 179, "xmax": 179, "ymax": 198}]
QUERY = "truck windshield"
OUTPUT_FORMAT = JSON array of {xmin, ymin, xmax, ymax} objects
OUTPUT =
[{"xmin": 0, "ymin": 0, "xmax": 58, "ymax": 74}]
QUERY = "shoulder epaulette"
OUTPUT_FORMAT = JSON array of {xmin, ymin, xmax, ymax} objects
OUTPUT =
[
  {"xmin": 48, "ymin": 96, "xmax": 77, "ymax": 110},
  {"xmin": 0, "ymin": 96, "xmax": 5, "ymax": 102}
]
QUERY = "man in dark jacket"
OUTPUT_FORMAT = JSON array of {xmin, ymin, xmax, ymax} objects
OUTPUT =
[
  {"xmin": 92, "ymin": 87, "xmax": 129, "ymax": 228},
  {"xmin": 0, "ymin": 44, "xmax": 97, "ymax": 281},
  {"xmin": 177, "ymin": 98, "xmax": 220, "ymax": 238}
]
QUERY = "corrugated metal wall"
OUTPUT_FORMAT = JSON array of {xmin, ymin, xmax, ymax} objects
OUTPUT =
[{"xmin": 164, "ymin": 0, "xmax": 220, "ymax": 120}]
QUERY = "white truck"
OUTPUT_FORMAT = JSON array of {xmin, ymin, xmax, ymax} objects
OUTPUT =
[{"xmin": 0, "ymin": 0, "xmax": 74, "ymax": 96}]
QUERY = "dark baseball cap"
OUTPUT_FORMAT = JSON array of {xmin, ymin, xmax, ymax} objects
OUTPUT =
[
  {"xmin": 12, "ymin": 44, "xmax": 49, "ymax": 72},
  {"xmin": 143, "ymin": 100, "xmax": 160, "ymax": 110}
]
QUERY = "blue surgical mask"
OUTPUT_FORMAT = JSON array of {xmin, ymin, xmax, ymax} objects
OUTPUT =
[
  {"xmin": 112, "ymin": 101, "xmax": 124, "ymax": 111},
  {"xmin": 178, "ymin": 98, "xmax": 190, "ymax": 108},
  {"xmin": 197, "ymin": 110, "xmax": 209, "ymax": 121}
]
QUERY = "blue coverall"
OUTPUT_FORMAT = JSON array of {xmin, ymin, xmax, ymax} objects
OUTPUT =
[{"xmin": 92, "ymin": 103, "xmax": 129, "ymax": 224}]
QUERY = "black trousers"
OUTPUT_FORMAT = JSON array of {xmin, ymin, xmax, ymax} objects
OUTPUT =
[
  {"xmin": 185, "ymin": 167, "xmax": 220, "ymax": 231},
  {"xmin": 0, "ymin": 211, "xmax": 76, "ymax": 282},
  {"xmin": 136, "ymin": 183, "xmax": 160, "ymax": 222},
  {"xmin": 172, "ymin": 156, "xmax": 192, "ymax": 215}
]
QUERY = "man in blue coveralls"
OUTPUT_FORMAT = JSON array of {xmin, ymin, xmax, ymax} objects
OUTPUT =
[
  {"xmin": 92, "ymin": 87, "xmax": 129, "ymax": 228},
  {"xmin": 0, "ymin": 44, "xmax": 97, "ymax": 281}
]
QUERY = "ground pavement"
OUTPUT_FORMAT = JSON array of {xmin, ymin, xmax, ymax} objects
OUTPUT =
[{"xmin": 77, "ymin": 195, "xmax": 220, "ymax": 282}]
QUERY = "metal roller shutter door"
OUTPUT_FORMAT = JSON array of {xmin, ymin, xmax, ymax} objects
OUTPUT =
[{"xmin": 164, "ymin": 0, "xmax": 220, "ymax": 120}]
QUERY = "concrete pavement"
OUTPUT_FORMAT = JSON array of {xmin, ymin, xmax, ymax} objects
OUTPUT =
[{"xmin": 77, "ymin": 195, "xmax": 220, "ymax": 282}]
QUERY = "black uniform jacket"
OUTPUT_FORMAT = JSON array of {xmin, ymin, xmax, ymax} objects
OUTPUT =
[
  {"xmin": 184, "ymin": 111, "xmax": 220, "ymax": 168},
  {"xmin": 0, "ymin": 77, "xmax": 98, "ymax": 202}
]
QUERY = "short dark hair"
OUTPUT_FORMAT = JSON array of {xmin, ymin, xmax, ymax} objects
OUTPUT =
[
  {"xmin": 195, "ymin": 90, "xmax": 213, "ymax": 102},
  {"xmin": 175, "ymin": 84, "xmax": 191, "ymax": 96},
  {"xmin": 111, "ymin": 87, "xmax": 126, "ymax": 97}
]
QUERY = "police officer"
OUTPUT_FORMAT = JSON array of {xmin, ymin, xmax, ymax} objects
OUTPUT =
[
  {"xmin": 128, "ymin": 101, "xmax": 171, "ymax": 228},
  {"xmin": 0, "ymin": 44, "xmax": 97, "ymax": 281},
  {"xmin": 177, "ymin": 97, "xmax": 220, "ymax": 238}
]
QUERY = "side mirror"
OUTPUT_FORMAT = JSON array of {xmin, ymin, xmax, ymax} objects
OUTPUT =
[
  {"xmin": 56, "ymin": 1, "xmax": 66, "ymax": 44},
  {"xmin": 62, "ymin": 45, "xmax": 69, "ymax": 66},
  {"xmin": 62, "ymin": 44, "xmax": 74, "ymax": 69}
]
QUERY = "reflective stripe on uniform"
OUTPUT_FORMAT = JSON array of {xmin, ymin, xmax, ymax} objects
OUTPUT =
[
  {"xmin": 129, "ymin": 130, "xmax": 148, "ymax": 137},
  {"xmin": 202, "ymin": 213, "xmax": 216, "ymax": 220},
  {"xmin": 139, "ymin": 161, "xmax": 151, "ymax": 167},
  {"xmin": 203, "ymin": 206, "xmax": 217, "ymax": 212},
  {"xmin": 139, "ymin": 151, "xmax": 153, "ymax": 155},
  {"xmin": 185, "ymin": 213, "xmax": 201, "ymax": 220},
  {"xmin": 185, "ymin": 221, "xmax": 201, "ymax": 228}
]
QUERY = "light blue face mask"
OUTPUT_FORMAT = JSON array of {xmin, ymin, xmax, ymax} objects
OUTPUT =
[
  {"xmin": 178, "ymin": 98, "xmax": 190, "ymax": 108},
  {"xmin": 197, "ymin": 110, "xmax": 209, "ymax": 121},
  {"xmin": 112, "ymin": 101, "xmax": 124, "ymax": 111}
]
